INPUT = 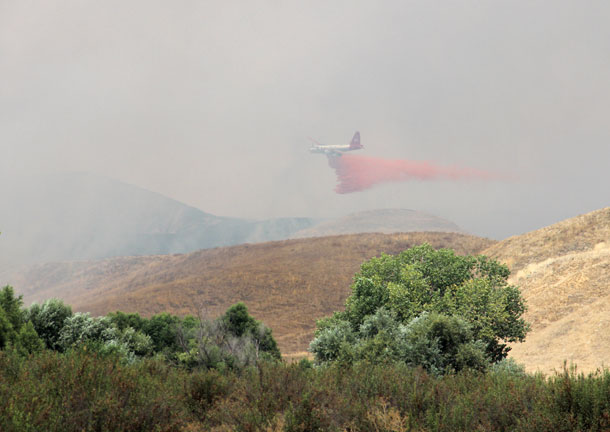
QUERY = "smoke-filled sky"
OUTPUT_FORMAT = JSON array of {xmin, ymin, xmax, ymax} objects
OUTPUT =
[{"xmin": 2, "ymin": 1, "xmax": 609, "ymax": 239}]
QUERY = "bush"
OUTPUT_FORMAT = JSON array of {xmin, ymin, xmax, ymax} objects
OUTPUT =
[
  {"xmin": 185, "ymin": 369, "xmax": 233, "ymax": 419},
  {"xmin": 0, "ymin": 349, "xmax": 187, "ymax": 431},
  {"xmin": 5, "ymin": 343, "xmax": 610, "ymax": 430}
]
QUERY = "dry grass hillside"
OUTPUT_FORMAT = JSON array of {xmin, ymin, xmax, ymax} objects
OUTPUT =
[
  {"xmin": 14, "ymin": 232, "xmax": 493, "ymax": 357},
  {"xmin": 483, "ymin": 207, "xmax": 610, "ymax": 374}
]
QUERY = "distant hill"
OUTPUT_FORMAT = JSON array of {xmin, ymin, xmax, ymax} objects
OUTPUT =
[
  {"xmin": 0, "ymin": 172, "xmax": 317, "ymax": 268},
  {"xmin": 11, "ymin": 232, "xmax": 495, "ymax": 357},
  {"xmin": 292, "ymin": 209, "xmax": 464, "ymax": 238},
  {"xmin": 483, "ymin": 207, "xmax": 610, "ymax": 373},
  {"xmin": 0, "ymin": 173, "xmax": 467, "ymax": 271}
]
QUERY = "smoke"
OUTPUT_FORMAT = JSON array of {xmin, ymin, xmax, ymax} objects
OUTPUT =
[{"xmin": 328, "ymin": 154, "xmax": 502, "ymax": 194}]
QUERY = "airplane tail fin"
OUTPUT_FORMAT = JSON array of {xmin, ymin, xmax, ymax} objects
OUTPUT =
[{"xmin": 349, "ymin": 131, "xmax": 362, "ymax": 149}]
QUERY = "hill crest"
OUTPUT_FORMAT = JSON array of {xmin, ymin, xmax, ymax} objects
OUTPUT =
[
  {"xmin": 292, "ymin": 208, "xmax": 464, "ymax": 238},
  {"xmin": 12, "ymin": 232, "xmax": 494, "ymax": 356},
  {"xmin": 0, "ymin": 173, "xmax": 467, "ymax": 269}
]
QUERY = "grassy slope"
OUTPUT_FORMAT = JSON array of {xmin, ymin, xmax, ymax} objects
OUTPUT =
[
  {"xmin": 483, "ymin": 207, "xmax": 610, "ymax": 373},
  {"xmin": 16, "ymin": 232, "xmax": 494, "ymax": 356},
  {"xmin": 13, "ymin": 208, "xmax": 610, "ymax": 370}
]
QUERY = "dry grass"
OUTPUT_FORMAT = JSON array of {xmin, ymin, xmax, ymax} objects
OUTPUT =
[
  {"xmin": 483, "ymin": 207, "xmax": 610, "ymax": 374},
  {"xmin": 484, "ymin": 207, "xmax": 610, "ymax": 271},
  {"xmin": 10, "ymin": 208, "xmax": 610, "ymax": 372},
  {"xmin": 13, "ymin": 232, "xmax": 493, "ymax": 356}
]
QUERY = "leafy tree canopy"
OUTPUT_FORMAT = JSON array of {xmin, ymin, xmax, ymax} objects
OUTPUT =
[
  {"xmin": 106, "ymin": 311, "xmax": 147, "ymax": 332},
  {"xmin": 0, "ymin": 286, "xmax": 45, "ymax": 353},
  {"xmin": 26, "ymin": 298, "xmax": 73, "ymax": 351},
  {"xmin": 0, "ymin": 286, "xmax": 24, "ymax": 331},
  {"xmin": 14, "ymin": 321, "xmax": 45, "ymax": 356},
  {"xmin": 222, "ymin": 302, "xmax": 281, "ymax": 360},
  {"xmin": 310, "ymin": 244, "xmax": 529, "ymax": 370},
  {"xmin": 0, "ymin": 285, "xmax": 280, "ymax": 370},
  {"xmin": 0, "ymin": 306, "xmax": 14, "ymax": 349},
  {"xmin": 143, "ymin": 312, "xmax": 182, "ymax": 354}
]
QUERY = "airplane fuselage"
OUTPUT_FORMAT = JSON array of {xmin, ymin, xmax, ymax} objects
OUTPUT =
[
  {"xmin": 309, "ymin": 131, "xmax": 362, "ymax": 157},
  {"xmin": 309, "ymin": 145, "xmax": 357, "ymax": 155}
]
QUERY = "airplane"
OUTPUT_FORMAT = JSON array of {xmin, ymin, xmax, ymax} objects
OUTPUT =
[{"xmin": 309, "ymin": 131, "xmax": 363, "ymax": 156}]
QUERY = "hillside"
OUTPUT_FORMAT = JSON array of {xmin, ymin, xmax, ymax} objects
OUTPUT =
[
  {"xmin": 292, "ymin": 209, "xmax": 464, "ymax": 238},
  {"xmin": 0, "ymin": 173, "xmax": 470, "ymax": 272},
  {"xmin": 12, "ymin": 232, "xmax": 494, "ymax": 357},
  {"xmin": 0, "ymin": 172, "xmax": 317, "ymax": 268},
  {"xmin": 483, "ymin": 207, "xmax": 610, "ymax": 373}
]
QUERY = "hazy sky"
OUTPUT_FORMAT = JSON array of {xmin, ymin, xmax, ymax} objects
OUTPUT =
[{"xmin": 2, "ymin": 1, "xmax": 609, "ymax": 239}]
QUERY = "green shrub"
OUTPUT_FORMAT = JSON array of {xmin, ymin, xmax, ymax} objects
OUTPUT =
[
  {"xmin": 185, "ymin": 369, "xmax": 233, "ymax": 419},
  {"xmin": 0, "ymin": 349, "xmax": 187, "ymax": 432},
  {"xmin": 5, "ymin": 349, "xmax": 610, "ymax": 431}
]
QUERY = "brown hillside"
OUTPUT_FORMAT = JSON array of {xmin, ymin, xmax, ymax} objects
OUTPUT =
[
  {"xmin": 14, "ymin": 232, "xmax": 494, "ymax": 357},
  {"xmin": 483, "ymin": 207, "xmax": 610, "ymax": 373}
]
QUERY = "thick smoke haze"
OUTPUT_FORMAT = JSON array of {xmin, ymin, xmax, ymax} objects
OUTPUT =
[
  {"xmin": 329, "ymin": 154, "xmax": 502, "ymax": 194},
  {"xmin": 1, "ymin": 1, "xmax": 610, "ymax": 240}
]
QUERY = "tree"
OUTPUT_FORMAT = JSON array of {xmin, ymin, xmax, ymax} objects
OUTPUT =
[
  {"xmin": 118, "ymin": 326, "xmax": 153, "ymax": 357},
  {"xmin": 58, "ymin": 313, "xmax": 114, "ymax": 349},
  {"xmin": 106, "ymin": 311, "xmax": 147, "ymax": 332},
  {"xmin": 310, "ymin": 244, "xmax": 529, "ymax": 368},
  {"xmin": 143, "ymin": 313, "xmax": 182, "ymax": 354},
  {"xmin": 0, "ymin": 306, "xmax": 15, "ymax": 349},
  {"xmin": 222, "ymin": 303, "xmax": 257, "ymax": 337},
  {"xmin": 58, "ymin": 312, "xmax": 152, "ymax": 360},
  {"xmin": 14, "ymin": 321, "xmax": 45, "ymax": 356},
  {"xmin": 0, "ymin": 286, "xmax": 47, "ymax": 355},
  {"xmin": 176, "ymin": 303, "xmax": 281, "ymax": 370},
  {"xmin": 26, "ymin": 298, "xmax": 73, "ymax": 351},
  {"xmin": 310, "ymin": 308, "xmax": 488, "ymax": 374},
  {"xmin": 398, "ymin": 312, "xmax": 489, "ymax": 374},
  {"xmin": 221, "ymin": 302, "xmax": 281, "ymax": 360},
  {"xmin": 0, "ymin": 286, "xmax": 24, "ymax": 331},
  {"xmin": 308, "ymin": 318, "xmax": 356, "ymax": 364},
  {"xmin": 0, "ymin": 286, "xmax": 45, "ymax": 355}
]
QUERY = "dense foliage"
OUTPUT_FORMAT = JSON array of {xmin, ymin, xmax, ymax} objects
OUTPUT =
[
  {"xmin": 310, "ymin": 244, "xmax": 529, "ymax": 372},
  {"xmin": 175, "ymin": 302, "xmax": 281, "ymax": 370},
  {"xmin": 3, "ymin": 349, "xmax": 610, "ymax": 431},
  {"xmin": 0, "ymin": 285, "xmax": 280, "ymax": 370}
]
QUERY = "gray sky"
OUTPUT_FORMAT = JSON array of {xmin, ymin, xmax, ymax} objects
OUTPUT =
[{"xmin": 2, "ymin": 1, "xmax": 609, "ymax": 239}]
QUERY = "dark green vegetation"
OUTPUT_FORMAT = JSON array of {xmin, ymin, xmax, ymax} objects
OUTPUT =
[
  {"xmin": 310, "ymin": 244, "xmax": 529, "ymax": 373},
  {"xmin": 4, "ymin": 350, "xmax": 610, "ymax": 431},
  {"xmin": 0, "ymin": 285, "xmax": 280, "ymax": 369},
  {"xmin": 3, "ymin": 244, "xmax": 610, "ymax": 430}
]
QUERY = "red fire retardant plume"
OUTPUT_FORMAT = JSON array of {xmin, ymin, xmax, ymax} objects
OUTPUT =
[{"xmin": 328, "ymin": 154, "xmax": 499, "ymax": 194}]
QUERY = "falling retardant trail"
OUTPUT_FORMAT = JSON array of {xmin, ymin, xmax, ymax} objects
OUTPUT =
[{"xmin": 328, "ymin": 154, "xmax": 502, "ymax": 194}]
